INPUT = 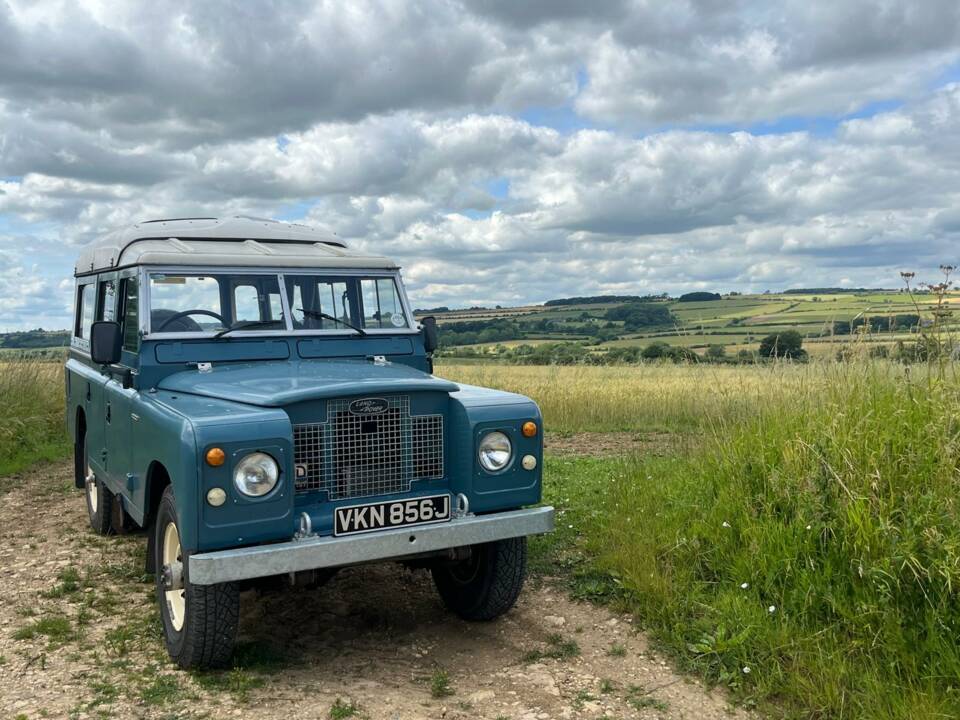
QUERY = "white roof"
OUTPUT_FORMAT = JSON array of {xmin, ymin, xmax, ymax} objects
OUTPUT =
[{"xmin": 74, "ymin": 216, "xmax": 397, "ymax": 275}]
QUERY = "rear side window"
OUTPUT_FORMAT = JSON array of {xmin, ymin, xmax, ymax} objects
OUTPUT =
[
  {"xmin": 121, "ymin": 277, "xmax": 140, "ymax": 352},
  {"xmin": 97, "ymin": 279, "xmax": 117, "ymax": 321},
  {"xmin": 75, "ymin": 283, "xmax": 95, "ymax": 340}
]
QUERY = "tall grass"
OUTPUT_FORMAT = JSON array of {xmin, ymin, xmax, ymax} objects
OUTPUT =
[
  {"xmin": 438, "ymin": 362, "xmax": 834, "ymax": 434},
  {"xmin": 0, "ymin": 360, "xmax": 69, "ymax": 475},
  {"xmin": 539, "ymin": 363, "xmax": 960, "ymax": 718}
]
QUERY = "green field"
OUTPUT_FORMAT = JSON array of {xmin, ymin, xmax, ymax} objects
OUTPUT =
[{"xmin": 423, "ymin": 289, "xmax": 960, "ymax": 359}]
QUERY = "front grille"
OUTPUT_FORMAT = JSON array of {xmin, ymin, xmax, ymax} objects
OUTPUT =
[{"xmin": 293, "ymin": 396, "xmax": 444, "ymax": 499}]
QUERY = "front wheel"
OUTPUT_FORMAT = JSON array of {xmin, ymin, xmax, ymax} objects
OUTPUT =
[
  {"xmin": 431, "ymin": 536, "xmax": 527, "ymax": 621},
  {"xmin": 155, "ymin": 486, "xmax": 239, "ymax": 669}
]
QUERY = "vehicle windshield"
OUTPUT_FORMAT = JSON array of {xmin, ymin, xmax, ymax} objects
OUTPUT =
[{"xmin": 147, "ymin": 272, "xmax": 410, "ymax": 334}]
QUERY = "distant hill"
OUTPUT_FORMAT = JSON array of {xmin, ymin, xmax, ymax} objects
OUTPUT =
[
  {"xmin": 423, "ymin": 289, "xmax": 954, "ymax": 361},
  {"xmin": 781, "ymin": 288, "xmax": 896, "ymax": 295},
  {"xmin": 544, "ymin": 294, "xmax": 667, "ymax": 306},
  {"xmin": 0, "ymin": 329, "xmax": 69, "ymax": 349}
]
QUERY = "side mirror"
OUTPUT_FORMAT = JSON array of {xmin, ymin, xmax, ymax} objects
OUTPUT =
[
  {"xmin": 421, "ymin": 316, "xmax": 439, "ymax": 354},
  {"xmin": 90, "ymin": 321, "xmax": 123, "ymax": 365}
]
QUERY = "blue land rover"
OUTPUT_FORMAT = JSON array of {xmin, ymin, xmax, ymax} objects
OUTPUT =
[{"xmin": 65, "ymin": 217, "xmax": 553, "ymax": 669}]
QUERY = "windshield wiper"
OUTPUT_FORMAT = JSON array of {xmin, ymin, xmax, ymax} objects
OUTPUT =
[
  {"xmin": 214, "ymin": 320, "xmax": 284, "ymax": 338},
  {"xmin": 299, "ymin": 308, "xmax": 367, "ymax": 336}
]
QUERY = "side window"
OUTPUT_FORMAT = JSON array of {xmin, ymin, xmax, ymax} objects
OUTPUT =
[
  {"xmin": 232, "ymin": 281, "xmax": 284, "ymax": 323},
  {"xmin": 121, "ymin": 277, "xmax": 140, "ymax": 352},
  {"xmin": 233, "ymin": 284, "xmax": 261, "ymax": 323},
  {"xmin": 97, "ymin": 279, "xmax": 117, "ymax": 322},
  {"xmin": 75, "ymin": 283, "xmax": 95, "ymax": 340},
  {"xmin": 359, "ymin": 278, "xmax": 408, "ymax": 329}
]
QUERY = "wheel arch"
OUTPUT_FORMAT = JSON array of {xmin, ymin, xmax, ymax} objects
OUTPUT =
[
  {"xmin": 73, "ymin": 406, "xmax": 88, "ymax": 489},
  {"xmin": 144, "ymin": 460, "xmax": 172, "ymax": 573}
]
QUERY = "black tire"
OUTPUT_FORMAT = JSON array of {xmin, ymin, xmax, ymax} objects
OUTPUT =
[
  {"xmin": 431, "ymin": 537, "xmax": 527, "ymax": 621},
  {"xmin": 155, "ymin": 486, "xmax": 239, "ymax": 669},
  {"xmin": 82, "ymin": 442, "xmax": 114, "ymax": 536}
]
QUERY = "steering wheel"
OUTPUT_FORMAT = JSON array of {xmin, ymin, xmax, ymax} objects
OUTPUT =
[{"xmin": 155, "ymin": 309, "xmax": 227, "ymax": 332}]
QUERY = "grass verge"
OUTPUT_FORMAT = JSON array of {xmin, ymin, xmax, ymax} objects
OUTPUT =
[
  {"xmin": 533, "ymin": 363, "xmax": 960, "ymax": 718},
  {"xmin": 0, "ymin": 360, "xmax": 69, "ymax": 477}
]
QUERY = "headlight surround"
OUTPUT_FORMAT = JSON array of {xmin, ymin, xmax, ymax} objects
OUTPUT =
[
  {"xmin": 478, "ymin": 431, "xmax": 513, "ymax": 472},
  {"xmin": 233, "ymin": 452, "xmax": 279, "ymax": 497}
]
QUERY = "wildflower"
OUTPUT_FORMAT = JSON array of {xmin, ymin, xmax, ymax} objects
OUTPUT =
[
  {"xmin": 768, "ymin": 605, "xmax": 776, "ymax": 613},
  {"xmin": 805, "ymin": 525, "xmax": 811, "ymax": 530},
  {"xmin": 722, "ymin": 521, "xmax": 731, "ymax": 528},
  {"xmin": 740, "ymin": 582, "xmax": 749, "ymax": 589},
  {"xmin": 742, "ymin": 666, "xmax": 751, "ymax": 674}
]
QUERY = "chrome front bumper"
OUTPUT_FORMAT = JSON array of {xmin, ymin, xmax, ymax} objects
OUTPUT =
[{"xmin": 188, "ymin": 506, "xmax": 555, "ymax": 585}]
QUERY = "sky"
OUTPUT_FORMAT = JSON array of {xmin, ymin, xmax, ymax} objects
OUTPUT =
[{"xmin": 1, "ymin": 0, "xmax": 960, "ymax": 330}]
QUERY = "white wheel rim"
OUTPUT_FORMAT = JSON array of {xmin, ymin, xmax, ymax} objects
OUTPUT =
[
  {"xmin": 162, "ymin": 522, "xmax": 186, "ymax": 631},
  {"xmin": 85, "ymin": 463, "xmax": 98, "ymax": 513}
]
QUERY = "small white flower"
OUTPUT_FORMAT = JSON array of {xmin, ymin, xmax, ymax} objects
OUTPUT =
[
  {"xmin": 742, "ymin": 666, "xmax": 751, "ymax": 674},
  {"xmin": 740, "ymin": 582, "xmax": 749, "ymax": 589},
  {"xmin": 768, "ymin": 605, "xmax": 776, "ymax": 613},
  {"xmin": 568, "ymin": 524, "xmax": 574, "ymax": 529},
  {"xmin": 806, "ymin": 525, "xmax": 812, "ymax": 530},
  {"xmin": 722, "ymin": 521, "xmax": 731, "ymax": 528}
]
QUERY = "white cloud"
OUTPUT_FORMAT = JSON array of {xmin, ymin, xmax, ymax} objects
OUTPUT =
[{"xmin": 1, "ymin": 0, "xmax": 959, "ymax": 329}]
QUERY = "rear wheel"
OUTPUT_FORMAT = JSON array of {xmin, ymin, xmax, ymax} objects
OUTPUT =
[
  {"xmin": 155, "ymin": 486, "xmax": 239, "ymax": 669},
  {"xmin": 83, "ymin": 442, "xmax": 114, "ymax": 535},
  {"xmin": 431, "ymin": 537, "xmax": 527, "ymax": 621}
]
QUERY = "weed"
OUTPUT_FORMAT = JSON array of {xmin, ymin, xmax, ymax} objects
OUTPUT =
[
  {"xmin": 599, "ymin": 679, "xmax": 615, "ymax": 694},
  {"xmin": 87, "ymin": 679, "xmax": 121, "ymax": 708},
  {"xmin": 105, "ymin": 625, "xmax": 136, "ymax": 657},
  {"xmin": 572, "ymin": 689, "xmax": 595, "ymax": 709},
  {"xmin": 329, "ymin": 698, "xmax": 359, "ymax": 719},
  {"xmin": 523, "ymin": 634, "xmax": 581, "ymax": 663},
  {"xmin": 430, "ymin": 668, "xmax": 454, "ymax": 698},
  {"xmin": 42, "ymin": 567, "xmax": 83, "ymax": 598},
  {"xmin": 13, "ymin": 615, "xmax": 74, "ymax": 645},
  {"xmin": 140, "ymin": 674, "xmax": 182, "ymax": 705},
  {"xmin": 628, "ymin": 695, "xmax": 669, "ymax": 712},
  {"xmin": 607, "ymin": 643, "xmax": 627, "ymax": 658}
]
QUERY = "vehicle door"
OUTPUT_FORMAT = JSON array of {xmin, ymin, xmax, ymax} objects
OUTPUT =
[
  {"xmin": 82, "ymin": 274, "xmax": 115, "ymax": 479},
  {"xmin": 103, "ymin": 269, "xmax": 141, "ymax": 507},
  {"xmin": 91, "ymin": 272, "xmax": 123, "ymax": 492},
  {"xmin": 73, "ymin": 278, "xmax": 107, "ymax": 476}
]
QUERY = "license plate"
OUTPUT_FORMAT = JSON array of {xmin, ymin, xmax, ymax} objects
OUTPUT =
[{"xmin": 334, "ymin": 494, "xmax": 452, "ymax": 536}]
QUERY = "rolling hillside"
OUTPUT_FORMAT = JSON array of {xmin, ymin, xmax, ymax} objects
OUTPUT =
[{"xmin": 417, "ymin": 289, "xmax": 959, "ymax": 359}]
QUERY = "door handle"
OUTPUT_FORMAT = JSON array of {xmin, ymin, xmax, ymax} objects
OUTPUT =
[{"xmin": 106, "ymin": 403, "xmax": 111, "ymax": 424}]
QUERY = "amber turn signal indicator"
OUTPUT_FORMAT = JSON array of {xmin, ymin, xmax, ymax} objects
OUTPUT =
[
  {"xmin": 205, "ymin": 447, "xmax": 226, "ymax": 467},
  {"xmin": 521, "ymin": 421, "xmax": 538, "ymax": 438}
]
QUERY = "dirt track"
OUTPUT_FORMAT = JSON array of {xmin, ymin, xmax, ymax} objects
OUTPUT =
[{"xmin": 0, "ymin": 460, "xmax": 748, "ymax": 720}]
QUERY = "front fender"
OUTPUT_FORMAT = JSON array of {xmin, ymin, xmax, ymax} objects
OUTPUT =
[
  {"xmin": 142, "ymin": 391, "xmax": 295, "ymax": 553},
  {"xmin": 447, "ymin": 384, "xmax": 543, "ymax": 513},
  {"xmin": 134, "ymin": 392, "xmax": 203, "ymax": 552}
]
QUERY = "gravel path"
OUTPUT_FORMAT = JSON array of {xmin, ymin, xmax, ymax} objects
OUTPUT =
[{"xmin": 0, "ymin": 460, "xmax": 749, "ymax": 720}]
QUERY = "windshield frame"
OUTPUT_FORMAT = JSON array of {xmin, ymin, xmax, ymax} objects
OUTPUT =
[{"xmin": 140, "ymin": 266, "xmax": 418, "ymax": 340}]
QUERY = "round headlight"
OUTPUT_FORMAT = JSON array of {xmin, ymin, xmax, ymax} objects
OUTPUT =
[
  {"xmin": 478, "ymin": 431, "xmax": 513, "ymax": 472},
  {"xmin": 233, "ymin": 452, "xmax": 279, "ymax": 497}
]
